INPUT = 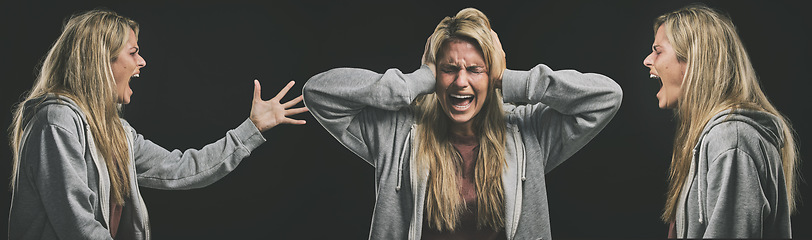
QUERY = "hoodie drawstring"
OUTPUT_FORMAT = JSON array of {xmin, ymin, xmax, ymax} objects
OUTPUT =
[
  {"xmin": 396, "ymin": 126, "xmax": 414, "ymax": 191},
  {"xmin": 512, "ymin": 126, "xmax": 527, "ymax": 182}
]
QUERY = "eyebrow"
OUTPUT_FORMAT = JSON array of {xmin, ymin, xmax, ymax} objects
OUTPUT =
[{"xmin": 440, "ymin": 62, "xmax": 485, "ymax": 67}]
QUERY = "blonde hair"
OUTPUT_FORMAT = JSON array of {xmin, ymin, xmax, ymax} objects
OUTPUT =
[
  {"xmin": 414, "ymin": 8, "xmax": 506, "ymax": 231},
  {"xmin": 657, "ymin": 4, "xmax": 800, "ymax": 222},
  {"xmin": 9, "ymin": 9, "xmax": 138, "ymax": 204}
]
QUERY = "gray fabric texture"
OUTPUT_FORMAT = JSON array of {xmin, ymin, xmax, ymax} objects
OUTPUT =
[
  {"xmin": 675, "ymin": 109, "xmax": 792, "ymax": 238},
  {"xmin": 9, "ymin": 94, "xmax": 265, "ymax": 240},
  {"xmin": 303, "ymin": 64, "xmax": 622, "ymax": 239}
]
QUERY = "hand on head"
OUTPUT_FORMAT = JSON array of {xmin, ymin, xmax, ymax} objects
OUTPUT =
[
  {"xmin": 490, "ymin": 29, "xmax": 505, "ymax": 89},
  {"xmin": 422, "ymin": 34, "xmax": 436, "ymax": 77},
  {"xmin": 249, "ymin": 80, "xmax": 309, "ymax": 132},
  {"xmin": 422, "ymin": 29, "xmax": 505, "ymax": 82}
]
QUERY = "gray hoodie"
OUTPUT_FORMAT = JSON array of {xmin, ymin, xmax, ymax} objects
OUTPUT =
[
  {"xmin": 9, "ymin": 95, "xmax": 265, "ymax": 240},
  {"xmin": 303, "ymin": 64, "xmax": 622, "ymax": 239},
  {"xmin": 675, "ymin": 109, "xmax": 792, "ymax": 238}
]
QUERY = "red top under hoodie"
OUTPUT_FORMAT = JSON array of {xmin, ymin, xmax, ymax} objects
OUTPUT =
[{"xmin": 421, "ymin": 134, "xmax": 507, "ymax": 240}]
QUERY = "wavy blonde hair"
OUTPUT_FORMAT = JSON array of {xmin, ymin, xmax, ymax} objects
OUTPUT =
[
  {"xmin": 414, "ymin": 8, "xmax": 507, "ymax": 231},
  {"xmin": 657, "ymin": 4, "xmax": 800, "ymax": 222},
  {"xmin": 9, "ymin": 9, "xmax": 138, "ymax": 204}
]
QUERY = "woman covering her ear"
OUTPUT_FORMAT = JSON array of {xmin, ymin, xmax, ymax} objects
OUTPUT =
[{"xmin": 304, "ymin": 7, "xmax": 621, "ymax": 239}]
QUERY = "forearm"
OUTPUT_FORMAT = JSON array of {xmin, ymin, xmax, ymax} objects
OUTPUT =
[
  {"xmin": 301, "ymin": 66, "xmax": 434, "ymax": 162},
  {"xmin": 502, "ymin": 64, "xmax": 622, "ymax": 171},
  {"xmin": 502, "ymin": 64, "xmax": 622, "ymax": 116},
  {"xmin": 303, "ymin": 66, "xmax": 434, "ymax": 117},
  {"xmin": 134, "ymin": 119, "xmax": 265, "ymax": 189}
]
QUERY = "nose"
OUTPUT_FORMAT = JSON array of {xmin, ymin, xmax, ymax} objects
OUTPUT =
[
  {"xmin": 137, "ymin": 53, "xmax": 147, "ymax": 68},
  {"xmin": 643, "ymin": 52, "xmax": 654, "ymax": 67},
  {"xmin": 452, "ymin": 70, "xmax": 469, "ymax": 88}
]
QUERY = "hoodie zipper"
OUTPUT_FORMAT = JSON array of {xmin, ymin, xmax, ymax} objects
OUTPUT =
[
  {"xmin": 125, "ymin": 126, "xmax": 152, "ymax": 239},
  {"xmin": 86, "ymin": 125, "xmax": 111, "ymax": 228},
  {"xmin": 405, "ymin": 125, "xmax": 526, "ymax": 239}
]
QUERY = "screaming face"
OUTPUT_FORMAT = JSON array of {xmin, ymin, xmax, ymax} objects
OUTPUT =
[
  {"xmin": 643, "ymin": 25, "xmax": 686, "ymax": 109},
  {"xmin": 111, "ymin": 29, "xmax": 146, "ymax": 104},
  {"xmin": 435, "ymin": 39, "xmax": 489, "ymax": 131}
]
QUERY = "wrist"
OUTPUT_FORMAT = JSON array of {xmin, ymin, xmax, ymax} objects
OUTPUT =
[{"xmin": 423, "ymin": 64, "xmax": 436, "ymax": 78}]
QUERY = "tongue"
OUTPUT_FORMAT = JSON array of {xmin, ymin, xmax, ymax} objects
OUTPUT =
[{"xmin": 451, "ymin": 97, "xmax": 472, "ymax": 106}]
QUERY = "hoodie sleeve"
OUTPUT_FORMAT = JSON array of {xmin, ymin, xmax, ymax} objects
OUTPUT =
[
  {"xmin": 302, "ymin": 66, "xmax": 435, "ymax": 165},
  {"xmin": 131, "ymin": 118, "xmax": 266, "ymax": 190},
  {"xmin": 501, "ymin": 64, "xmax": 622, "ymax": 172},
  {"xmin": 702, "ymin": 148, "xmax": 768, "ymax": 238},
  {"xmin": 18, "ymin": 119, "xmax": 113, "ymax": 239}
]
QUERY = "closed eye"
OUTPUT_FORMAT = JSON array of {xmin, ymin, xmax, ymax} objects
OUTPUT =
[
  {"xmin": 467, "ymin": 66, "xmax": 485, "ymax": 74},
  {"xmin": 440, "ymin": 65, "xmax": 460, "ymax": 73},
  {"xmin": 652, "ymin": 45, "xmax": 662, "ymax": 55}
]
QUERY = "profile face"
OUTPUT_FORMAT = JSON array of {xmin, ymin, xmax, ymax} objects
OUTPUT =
[
  {"xmin": 111, "ymin": 29, "xmax": 146, "ymax": 104},
  {"xmin": 643, "ymin": 25, "xmax": 686, "ymax": 109},
  {"xmin": 435, "ymin": 39, "xmax": 489, "ymax": 125}
]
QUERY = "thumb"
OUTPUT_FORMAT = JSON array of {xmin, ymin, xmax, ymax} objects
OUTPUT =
[{"xmin": 253, "ymin": 79, "xmax": 262, "ymax": 101}]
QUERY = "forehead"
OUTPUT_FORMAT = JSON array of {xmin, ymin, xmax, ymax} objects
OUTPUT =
[
  {"xmin": 653, "ymin": 25, "xmax": 669, "ymax": 45},
  {"xmin": 439, "ymin": 39, "xmax": 484, "ymax": 63},
  {"xmin": 126, "ymin": 29, "xmax": 139, "ymax": 46}
]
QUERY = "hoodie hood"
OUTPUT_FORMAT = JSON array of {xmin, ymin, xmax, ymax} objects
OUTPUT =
[
  {"xmin": 21, "ymin": 94, "xmax": 88, "ymax": 128},
  {"xmin": 700, "ymin": 108, "xmax": 785, "ymax": 149}
]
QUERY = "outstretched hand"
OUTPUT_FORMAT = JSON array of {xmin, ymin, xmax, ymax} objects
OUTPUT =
[{"xmin": 249, "ymin": 80, "xmax": 308, "ymax": 132}]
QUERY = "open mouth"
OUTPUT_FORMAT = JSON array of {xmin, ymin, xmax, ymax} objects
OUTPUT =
[
  {"xmin": 449, "ymin": 94, "xmax": 474, "ymax": 110},
  {"xmin": 650, "ymin": 74, "xmax": 662, "ymax": 87},
  {"xmin": 130, "ymin": 73, "xmax": 140, "ymax": 82}
]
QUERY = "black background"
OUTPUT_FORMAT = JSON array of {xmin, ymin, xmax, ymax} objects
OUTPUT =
[{"xmin": 1, "ymin": 0, "xmax": 809, "ymax": 239}]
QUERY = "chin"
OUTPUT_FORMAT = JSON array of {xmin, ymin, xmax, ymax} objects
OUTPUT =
[
  {"xmin": 452, "ymin": 118, "xmax": 472, "ymax": 124},
  {"xmin": 443, "ymin": 112, "xmax": 470, "ymax": 124}
]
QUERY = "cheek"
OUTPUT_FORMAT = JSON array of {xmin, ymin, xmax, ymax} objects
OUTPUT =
[
  {"xmin": 678, "ymin": 62, "xmax": 687, "ymax": 80},
  {"xmin": 435, "ymin": 76, "xmax": 453, "ymax": 92},
  {"xmin": 474, "ymin": 76, "xmax": 489, "ymax": 95}
]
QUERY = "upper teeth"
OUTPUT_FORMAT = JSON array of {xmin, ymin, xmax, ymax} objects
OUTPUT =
[
  {"xmin": 132, "ymin": 74, "xmax": 140, "ymax": 78},
  {"xmin": 450, "ymin": 94, "xmax": 473, "ymax": 99},
  {"xmin": 650, "ymin": 74, "xmax": 660, "ymax": 79}
]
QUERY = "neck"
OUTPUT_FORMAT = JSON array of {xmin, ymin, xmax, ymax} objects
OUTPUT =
[{"xmin": 450, "ymin": 121, "xmax": 475, "ymax": 138}]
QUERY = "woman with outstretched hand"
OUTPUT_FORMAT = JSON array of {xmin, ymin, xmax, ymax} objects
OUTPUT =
[{"xmin": 8, "ymin": 9, "xmax": 307, "ymax": 240}]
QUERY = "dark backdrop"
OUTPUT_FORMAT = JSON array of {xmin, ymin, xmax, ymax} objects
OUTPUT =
[{"xmin": 1, "ymin": 0, "xmax": 809, "ymax": 239}]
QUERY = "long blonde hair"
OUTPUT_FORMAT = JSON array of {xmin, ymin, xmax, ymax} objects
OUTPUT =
[
  {"xmin": 658, "ymin": 4, "xmax": 800, "ymax": 222},
  {"xmin": 415, "ymin": 8, "xmax": 507, "ymax": 231},
  {"xmin": 9, "ymin": 9, "xmax": 138, "ymax": 204}
]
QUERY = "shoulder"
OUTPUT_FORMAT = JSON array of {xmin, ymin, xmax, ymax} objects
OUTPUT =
[
  {"xmin": 701, "ymin": 120, "xmax": 774, "ymax": 164},
  {"xmin": 29, "ymin": 102, "xmax": 86, "ymax": 136}
]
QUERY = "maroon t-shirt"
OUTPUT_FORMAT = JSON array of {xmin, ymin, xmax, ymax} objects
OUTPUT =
[
  {"xmin": 110, "ymin": 201, "xmax": 124, "ymax": 238},
  {"xmin": 668, "ymin": 221, "xmax": 676, "ymax": 239},
  {"xmin": 421, "ymin": 134, "xmax": 507, "ymax": 240}
]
